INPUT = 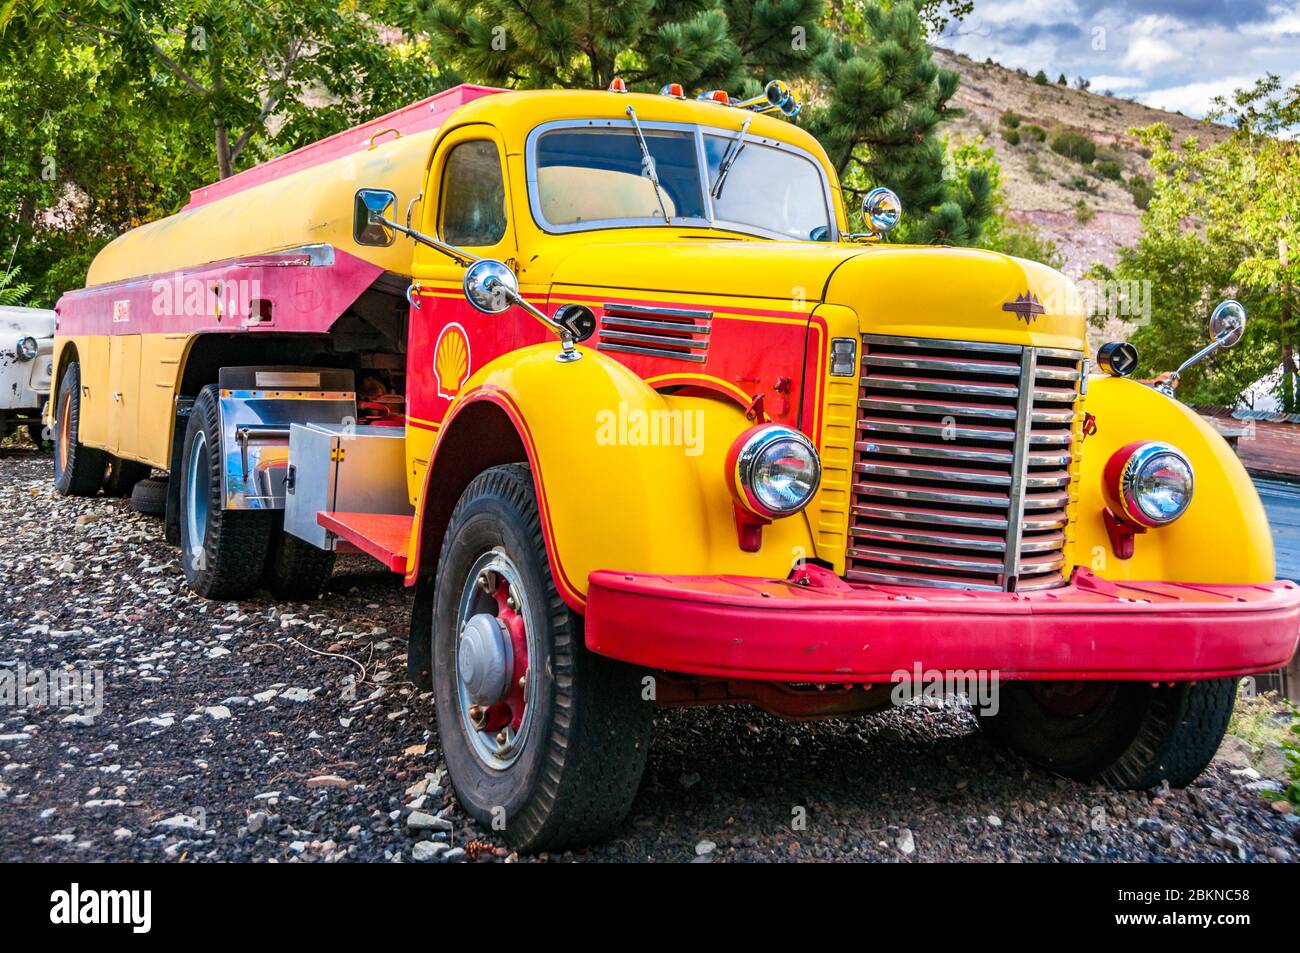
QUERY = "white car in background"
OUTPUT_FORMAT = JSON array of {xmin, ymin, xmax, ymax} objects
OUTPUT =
[{"xmin": 1, "ymin": 305, "xmax": 56, "ymax": 445}]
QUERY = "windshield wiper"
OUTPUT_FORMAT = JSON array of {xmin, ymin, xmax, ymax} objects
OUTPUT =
[
  {"xmin": 711, "ymin": 115, "xmax": 752, "ymax": 200},
  {"xmin": 625, "ymin": 105, "xmax": 671, "ymax": 223}
]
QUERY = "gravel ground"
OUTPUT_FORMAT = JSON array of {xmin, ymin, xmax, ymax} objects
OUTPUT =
[{"xmin": 1, "ymin": 447, "xmax": 1296, "ymax": 863}]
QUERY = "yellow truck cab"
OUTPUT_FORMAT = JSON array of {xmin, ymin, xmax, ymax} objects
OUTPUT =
[{"xmin": 50, "ymin": 81, "xmax": 1300, "ymax": 851}]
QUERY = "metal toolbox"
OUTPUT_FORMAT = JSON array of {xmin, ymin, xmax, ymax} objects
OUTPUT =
[{"xmin": 284, "ymin": 423, "xmax": 412, "ymax": 549}]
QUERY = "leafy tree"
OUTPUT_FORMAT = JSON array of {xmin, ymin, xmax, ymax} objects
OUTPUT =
[
  {"xmin": 5, "ymin": 1, "xmax": 451, "ymax": 178},
  {"xmin": 1094, "ymin": 75, "xmax": 1300, "ymax": 411},
  {"xmin": 830, "ymin": 0, "xmax": 973, "ymax": 37},
  {"xmin": 1, "ymin": 1, "xmax": 448, "ymax": 305},
  {"xmin": 1033, "ymin": 69, "xmax": 1048, "ymax": 85}
]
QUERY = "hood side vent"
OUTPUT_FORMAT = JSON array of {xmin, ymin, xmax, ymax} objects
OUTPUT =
[{"xmin": 597, "ymin": 303, "xmax": 712, "ymax": 363}]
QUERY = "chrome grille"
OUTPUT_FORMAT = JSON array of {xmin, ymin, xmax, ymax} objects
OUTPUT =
[
  {"xmin": 597, "ymin": 303, "xmax": 712, "ymax": 363},
  {"xmin": 848, "ymin": 334, "xmax": 1083, "ymax": 592}
]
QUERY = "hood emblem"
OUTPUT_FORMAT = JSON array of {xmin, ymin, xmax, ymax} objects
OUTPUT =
[{"xmin": 1003, "ymin": 292, "xmax": 1045, "ymax": 324}]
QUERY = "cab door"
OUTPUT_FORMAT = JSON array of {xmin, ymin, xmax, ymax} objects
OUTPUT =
[{"xmin": 406, "ymin": 124, "xmax": 525, "ymax": 497}]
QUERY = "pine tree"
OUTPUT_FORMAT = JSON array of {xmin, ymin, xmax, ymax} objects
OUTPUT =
[
  {"xmin": 385, "ymin": 0, "xmax": 827, "ymax": 93},
  {"xmin": 806, "ymin": 2, "xmax": 991, "ymax": 243},
  {"xmin": 388, "ymin": 0, "xmax": 990, "ymax": 245}
]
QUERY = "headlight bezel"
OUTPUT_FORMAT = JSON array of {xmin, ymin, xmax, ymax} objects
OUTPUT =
[
  {"xmin": 16, "ymin": 336, "xmax": 39, "ymax": 362},
  {"xmin": 727, "ymin": 424, "xmax": 821, "ymax": 520},
  {"xmin": 1104, "ymin": 440, "xmax": 1194, "ymax": 528}
]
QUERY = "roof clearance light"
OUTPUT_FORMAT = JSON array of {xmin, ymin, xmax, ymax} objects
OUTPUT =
[
  {"xmin": 698, "ymin": 89, "xmax": 730, "ymax": 104},
  {"xmin": 608, "ymin": 77, "xmax": 627, "ymax": 93},
  {"xmin": 660, "ymin": 82, "xmax": 684, "ymax": 99}
]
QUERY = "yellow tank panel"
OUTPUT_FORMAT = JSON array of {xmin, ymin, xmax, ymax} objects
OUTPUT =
[{"xmin": 84, "ymin": 127, "xmax": 438, "ymax": 287}]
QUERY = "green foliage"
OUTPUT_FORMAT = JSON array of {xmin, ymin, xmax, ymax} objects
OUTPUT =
[
  {"xmin": 1033, "ymin": 69, "xmax": 1048, "ymax": 85},
  {"xmin": 1094, "ymin": 76, "xmax": 1300, "ymax": 410},
  {"xmin": 1095, "ymin": 159, "xmax": 1122, "ymax": 181},
  {"xmin": 1000, "ymin": 127, "xmax": 1020, "ymax": 146},
  {"xmin": 406, "ymin": 0, "xmax": 992, "ymax": 245},
  {"xmin": 382, "ymin": 0, "xmax": 824, "ymax": 92},
  {"xmin": 1127, "ymin": 173, "xmax": 1154, "ymax": 210},
  {"xmin": 999, "ymin": 109, "xmax": 1020, "ymax": 129},
  {"xmin": 1050, "ymin": 128, "xmax": 1097, "ymax": 164},
  {"xmin": 1057, "ymin": 73, "xmax": 1067, "ymax": 86},
  {"xmin": 0, "ymin": 263, "xmax": 30, "ymax": 306},
  {"xmin": 807, "ymin": 3, "xmax": 991, "ymax": 244},
  {"xmin": 1073, "ymin": 198, "xmax": 1094, "ymax": 225},
  {"xmin": 1284, "ymin": 710, "xmax": 1300, "ymax": 807},
  {"xmin": 1021, "ymin": 123, "xmax": 1046, "ymax": 143},
  {"xmin": 948, "ymin": 135, "xmax": 1062, "ymax": 269},
  {"xmin": 1, "ymin": 1, "xmax": 450, "ymax": 306}
]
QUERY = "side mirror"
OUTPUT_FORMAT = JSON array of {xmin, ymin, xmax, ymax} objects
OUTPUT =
[
  {"xmin": 462, "ymin": 259, "xmax": 519, "ymax": 314},
  {"xmin": 1209, "ymin": 299, "xmax": 1246, "ymax": 347},
  {"xmin": 1154, "ymin": 299, "xmax": 1248, "ymax": 398},
  {"xmin": 354, "ymin": 189, "xmax": 397, "ymax": 246}
]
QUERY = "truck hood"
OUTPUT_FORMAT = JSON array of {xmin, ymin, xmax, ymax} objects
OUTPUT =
[
  {"xmin": 0, "ymin": 306, "xmax": 57, "ymax": 339},
  {"xmin": 549, "ymin": 240, "xmax": 864, "ymax": 303},
  {"xmin": 549, "ymin": 241, "xmax": 1088, "ymax": 352}
]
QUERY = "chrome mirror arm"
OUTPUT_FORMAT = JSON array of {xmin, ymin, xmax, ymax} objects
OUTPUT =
[
  {"xmin": 370, "ymin": 213, "xmax": 480, "ymax": 267},
  {"xmin": 1154, "ymin": 331, "xmax": 1234, "ymax": 397},
  {"xmin": 482, "ymin": 277, "xmax": 582, "ymax": 363}
]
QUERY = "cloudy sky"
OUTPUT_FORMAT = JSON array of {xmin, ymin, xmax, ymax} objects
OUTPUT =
[{"xmin": 939, "ymin": 1, "xmax": 1300, "ymax": 118}]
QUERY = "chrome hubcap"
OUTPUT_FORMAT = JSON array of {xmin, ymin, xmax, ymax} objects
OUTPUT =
[
  {"xmin": 184, "ymin": 429, "xmax": 209, "ymax": 563},
  {"xmin": 455, "ymin": 550, "xmax": 535, "ymax": 770}
]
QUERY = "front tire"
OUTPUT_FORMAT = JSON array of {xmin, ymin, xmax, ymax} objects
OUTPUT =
[
  {"xmin": 178, "ymin": 384, "xmax": 272, "ymax": 599},
  {"xmin": 976, "ymin": 678, "xmax": 1237, "ymax": 788},
  {"xmin": 53, "ymin": 362, "xmax": 107, "ymax": 496},
  {"xmin": 432, "ymin": 464, "xmax": 652, "ymax": 852}
]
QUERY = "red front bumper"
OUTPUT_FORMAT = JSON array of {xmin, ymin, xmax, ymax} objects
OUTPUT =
[{"xmin": 584, "ymin": 567, "xmax": 1300, "ymax": 682}]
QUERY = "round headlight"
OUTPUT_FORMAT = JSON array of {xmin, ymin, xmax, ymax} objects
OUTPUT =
[
  {"xmin": 863, "ymin": 187, "xmax": 902, "ymax": 234},
  {"xmin": 1103, "ymin": 441, "xmax": 1194, "ymax": 527},
  {"xmin": 16, "ymin": 336, "xmax": 38, "ymax": 361},
  {"xmin": 728, "ymin": 425, "xmax": 821, "ymax": 518}
]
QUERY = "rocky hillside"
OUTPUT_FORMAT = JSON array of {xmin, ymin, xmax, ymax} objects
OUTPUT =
[{"xmin": 934, "ymin": 48, "xmax": 1234, "ymax": 279}]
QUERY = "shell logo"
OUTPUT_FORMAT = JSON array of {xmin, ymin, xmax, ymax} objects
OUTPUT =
[{"xmin": 434, "ymin": 322, "xmax": 471, "ymax": 400}]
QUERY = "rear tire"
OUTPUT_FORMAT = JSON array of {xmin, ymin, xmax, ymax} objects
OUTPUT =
[
  {"xmin": 432, "ymin": 463, "xmax": 653, "ymax": 852},
  {"xmin": 178, "ymin": 384, "xmax": 272, "ymax": 600},
  {"xmin": 264, "ymin": 519, "xmax": 336, "ymax": 600},
  {"xmin": 976, "ymin": 678, "xmax": 1237, "ymax": 788},
  {"xmin": 129, "ymin": 477, "xmax": 169, "ymax": 516},
  {"xmin": 53, "ymin": 362, "xmax": 107, "ymax": 496},
  {"xmin": 104, "ymin": 456, "xmax": 151, "ymax": 497}
]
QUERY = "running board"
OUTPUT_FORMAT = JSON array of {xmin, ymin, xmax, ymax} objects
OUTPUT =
[{"xmin": 317, "ymin": 512, "xmax": 412, "ymax": 573}]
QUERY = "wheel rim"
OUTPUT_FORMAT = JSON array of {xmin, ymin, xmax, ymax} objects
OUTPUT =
[
  {"xmin": 57, "ymin": 391, "xmax": 71, "ymax": 473},
  {"xmin": 454, "ymin": 549, "xmax": 537, "ymax": 770},
  {"xmin": 184, "ymin": 429, "xmax": 210, "ymax": 563},
  {"xmin": 1028, "ymin": 681, "xmax": 1112, "ymax": 718}
]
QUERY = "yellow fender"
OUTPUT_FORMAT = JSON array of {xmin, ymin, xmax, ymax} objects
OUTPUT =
[
  {"xmin": 406, "ymin": 343, "xmax": 816, "ymax": 608},
  {"xmin": 1070, "ymin": 376, "xmax": 1274, "ymax": 583}
]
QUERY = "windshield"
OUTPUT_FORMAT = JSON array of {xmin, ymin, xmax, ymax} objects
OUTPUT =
[
  {"xmin": 702, "ymin": 134, "xmax": 831, "ymax": 241},
  {"xmin": 530, "ymin": 121, "xmax": 834, "ymax": 241}
]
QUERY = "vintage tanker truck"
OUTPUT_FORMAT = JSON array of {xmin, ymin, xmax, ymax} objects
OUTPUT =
[{"xmin": 51, "ymin": 80, "xmax": 1300, "ymax": 850}]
